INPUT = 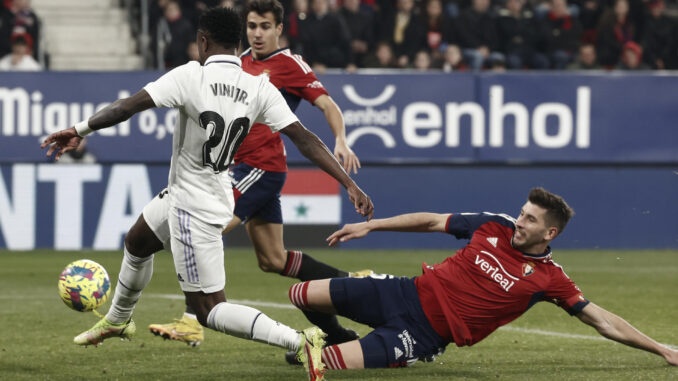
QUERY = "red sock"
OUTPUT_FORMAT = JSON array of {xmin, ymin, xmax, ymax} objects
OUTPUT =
[
  {"xmin": 322, "ymin": 345, "xmax": 348, "ymax": 370},
  {"xmin": 288, "ymin": 281, "xmax": 310, "ymax": 309},
  {"xmin": 281, "ymin": 250, "xmax": 302, "ymax": 278}
]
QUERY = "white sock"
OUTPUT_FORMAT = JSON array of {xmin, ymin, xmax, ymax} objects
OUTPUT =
[
  {"xmin": 105, "ymin": 246, "xmax": 154, "ymax": 324},
  {"xmin": 184, "ymin": 312, "xmax": 197, "ymax": 320},
  {"xmin": 206, "ymin": 302, "xmax": 301, "ymax": 351}
]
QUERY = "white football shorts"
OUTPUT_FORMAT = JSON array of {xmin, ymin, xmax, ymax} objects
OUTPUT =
[{"xmin": 142, "ymin": 189, "xmax": 231, "ymax": 293}]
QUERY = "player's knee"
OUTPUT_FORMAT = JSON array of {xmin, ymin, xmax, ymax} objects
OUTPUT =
[{"xmin": 256, "ymin": 250, "xmax": 286, "ymax": 273}]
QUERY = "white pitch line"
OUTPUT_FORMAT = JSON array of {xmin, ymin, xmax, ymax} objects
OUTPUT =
[
  {"xmin": 149, "ymin": 293, "xmax": 297, "ymax": 309},
  {"xmin": 148, "ymin": 294, "xmax": 677, "ymax": 349}
]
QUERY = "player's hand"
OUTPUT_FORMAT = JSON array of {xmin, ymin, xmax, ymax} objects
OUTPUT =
[
  {"xmin": 334, "ymin": 142, "xmax": 361, "ymax": 174},
  {"xmin": 41, "ymin": 127, "xmax": 83, "ymax": 161},
  {"xmin": 346, "ymin": 184, "xmax": 374, "ymax": 220},
  {"xmin": 327, "ymin": 222, "xmax": 369, "ymax": 246}
]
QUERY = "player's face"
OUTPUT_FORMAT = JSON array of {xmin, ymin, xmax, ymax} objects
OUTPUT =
[
  {"xmin": 247, "ymin": 11, "xmax": 283, "ymax": 59},
  {"xmin": 512, "ymin": 202, "xmax": 556, "ymax": 253}
]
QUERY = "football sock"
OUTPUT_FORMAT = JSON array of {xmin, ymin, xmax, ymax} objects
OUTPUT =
[
  {"xmin": 281, "ymin": 250, "xmax": 349, "ymax": 280},
  {"xmin": 289, "ymin": 281, "xmax": 310, "ymax": 309},
  {"xmin": 106, "ymin": 246, "xmax": 154, "ymax": 324},
  {"xmin": 206, "ymin": 302, "xmax": 300, "ymax": 351},
  {"xmin": 322, "ymin": 345, "xmax": 348, "ymax": 370},
  {"xmin": 289, "ymin": 281, "xmax": 348, "ymax": 342}
]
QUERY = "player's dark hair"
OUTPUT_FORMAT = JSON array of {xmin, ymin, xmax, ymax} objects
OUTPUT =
[
  {"xmin": 246, "ymin": 0, "xmax": 284, "ymax": 25},
  {"xmin": 527, "ymin": 187, "xmax": 574, "ymax": 234},
  {"xmin": 199, "ymin": 7, "xmax": 242, "ymax": 50}
]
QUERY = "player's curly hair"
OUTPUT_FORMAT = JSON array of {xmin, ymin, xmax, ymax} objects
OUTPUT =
[
  {"xmin": 246, "ymin": 0, "xmax": 284, "ymax": 25},
  {"xmin": 528, "ymin": 187, "xmax": 575, "ymax": 234},
  {"xmin": 199, "ymin": 7, "xmax": 242, "ymax": 49}
]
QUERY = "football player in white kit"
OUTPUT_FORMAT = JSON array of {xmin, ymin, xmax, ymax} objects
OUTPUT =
[{"xmin": 41, "ymin": 8, "xmax": 372, "ymax": 380}]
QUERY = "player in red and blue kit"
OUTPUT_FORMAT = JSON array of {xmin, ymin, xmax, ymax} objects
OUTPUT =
[
  {"xmin": 289, "ymin": 188, "xmax": 678, "ymax": 377},
  {"xmin": 150, "ymin": 0, "xmax": 368, "ymax": 352}
]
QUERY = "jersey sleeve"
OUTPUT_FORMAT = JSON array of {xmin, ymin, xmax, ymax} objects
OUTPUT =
[
  {"xmin": 143, "ymin": 62, "xmax": 196, "ymax": 108},
  {"xmin": 254, "ymin": 78, "xmax": 299, "ymax": 132},
  {"xmin": 281, "ymin": 55, "xmax": 329, "ymax": 103},
  {"xmin": 446, "ymin": 212, "xmax": 516, "ymax": 239},
  {"xmin": 543, "ymin": 266, "xmax": 590, "ymax": 315}
]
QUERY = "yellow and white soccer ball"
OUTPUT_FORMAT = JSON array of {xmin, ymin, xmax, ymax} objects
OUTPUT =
[{"xmin": 58, "ymin": 259, "xmax": 111, "ymax": 312}]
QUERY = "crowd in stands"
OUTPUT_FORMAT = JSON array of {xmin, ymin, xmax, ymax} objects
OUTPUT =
[
  {"xmin": 0, "ymin": 0, "xmax": 41, "ymax": 71},
  {"xmin": 150, "ymin": 0, "xmax": 678, "ymax": 72},
  {"xmin": 0, "ymin": 0, "xmax": 676, "ymax": 72}
]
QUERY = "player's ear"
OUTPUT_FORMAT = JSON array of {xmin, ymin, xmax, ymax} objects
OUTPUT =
[
  {"xmin": 275, "ymin": 22, "xmax": 283, "ymax": 37},
  {"xmin": 544, "ymin": 226, "xmax": 558, "ymax": 241}
]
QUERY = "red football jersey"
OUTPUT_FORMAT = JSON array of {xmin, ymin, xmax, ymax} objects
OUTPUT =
[
  {"xmin": 236, "ymin": 48, "xmax": 329, "ymax": 172},
  {"xmin": 414, "ymin": 213, "xmax": 589, "ymax": 347}
]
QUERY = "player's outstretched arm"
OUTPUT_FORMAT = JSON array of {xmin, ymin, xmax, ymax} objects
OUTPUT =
[
  {"xmin": 280, "ymin": 121, "xmax": 373, "ymax": 220},
  {"xmin": 313, "ymin": 94, "xmax": 361, "ymax": 174},
  {"xmin": 327, "ymin": 212, "xmax": 450, "ymax": 246},
  {"xmin": 576, "ymin": 302, "xmax": 678, "ymax": 365},
  {"xmin": 41, "ymin": 90, "xmax": 156, "ymax": 161}
]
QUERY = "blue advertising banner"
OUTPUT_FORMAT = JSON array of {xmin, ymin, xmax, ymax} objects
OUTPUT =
[
  {"xmin": 1, "ymin": 72, "xmax": 676, "ymax": 164},
  {"xmin": 1, "ymin": 163, "xmax": 675, "ymax": 250}
]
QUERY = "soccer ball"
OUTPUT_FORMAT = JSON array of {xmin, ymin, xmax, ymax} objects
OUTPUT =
[{"xmin": 58, "ymin": 259, "xmax": 111, "ymax": 312}]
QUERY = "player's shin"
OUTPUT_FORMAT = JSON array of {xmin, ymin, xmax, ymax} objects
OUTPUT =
[
  {"xmin": 105, "ymin": 246, "xmax": 154, "ymax": 324},
  {"xmin": 206, "ymin": 302, "xmax": 301, "ymax": 351}
]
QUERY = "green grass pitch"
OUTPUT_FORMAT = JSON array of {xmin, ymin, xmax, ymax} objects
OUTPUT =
[{"xmin": 1, "ymin": 248, "xmax": 676, "ymax": 380}]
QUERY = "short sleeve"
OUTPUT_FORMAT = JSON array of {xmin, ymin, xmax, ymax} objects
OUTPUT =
[
  {"xmin": 446, "ymin": 212, "xmax": 516, "ymax": 239},
  {"xmin": 254, "ymin": 78, "xmax": 299, "ymax": 131},
  {"xmin": 277, "ymin": 53, "xmax": 329, "ymax": 104},
  {"xmin": 143, "ymin": 62, "xmax": 196, "ymax": 108},
  {"xmin": 544, "ymin": 266, "xmax": 590, "ymax": 315}
]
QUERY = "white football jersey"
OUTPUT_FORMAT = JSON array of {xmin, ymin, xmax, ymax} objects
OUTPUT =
[{"xmin": 144, "ymin": 54, "xmax": 299, "ymax": 224}]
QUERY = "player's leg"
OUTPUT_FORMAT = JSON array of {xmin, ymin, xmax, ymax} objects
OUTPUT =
[
  {"xmin": 74, "ymin": 195, "xmax": 166, "ymax": 345},
  {"xmin": 291, "ymin": 276, "xmax": 448, "ymax": 371},
  {"xmin": 170, "ymin": 206, "xmax": 326, "ymax": 378}
]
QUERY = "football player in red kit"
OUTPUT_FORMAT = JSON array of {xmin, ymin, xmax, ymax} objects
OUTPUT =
[
  {"xmin": 149, "ymin": 0, "xmax": 368, "ymax": 353},
  {"xmin": 289, "ymin": 187, "xmax": 678, "ymax": 376}
]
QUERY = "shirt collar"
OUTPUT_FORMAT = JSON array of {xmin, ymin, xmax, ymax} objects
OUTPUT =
[
  {"xmin": 521, "ymin": 246, "xmax": 553, "ymax": 262},
  {"xmin": 204, "ymin": 54, "xmax": 242, "ymax": 67}
]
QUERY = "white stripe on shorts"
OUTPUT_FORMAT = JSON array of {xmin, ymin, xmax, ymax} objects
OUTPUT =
[{"xmin": 235, "ymin": 168, "xmax": 264, "ymax": 194}]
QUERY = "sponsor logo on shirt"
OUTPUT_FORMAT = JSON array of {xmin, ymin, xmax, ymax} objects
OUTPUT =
[
  {"xmin": 394, "ymin": 347, "xmax": 404, "ymax": 360},
  {"xmin": 306, "ymin": 80, "xmax": 324, "ymax": 89},
  {"xmin": 475, "ymin": 251, "xmax": 519, "ymax": 292},
  {"xmin": 487, "ymin": 237, "xmax": 498, "ymax": 247}
]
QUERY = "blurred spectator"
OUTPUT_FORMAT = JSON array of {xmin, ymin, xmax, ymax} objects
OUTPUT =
[
  {"xmin": 579, "ymin": 0, "xmax": 603, "ymax": 43},
  {"xmin": 422, "ymin": 0, "xmax": 455, "ymax": 63},
  {"xmin": 539, "ymin": 0, "xmax": 582, "ymax": 69},
  {"xmin": 456, "ymin": 0, "xmax": 504, "ymax": 70},
  {"xmin": 378, "ymin": 0, "xmax": 427, "ymax": 67},
  {"xmin": 567, "ymin": 42, "xmax": 602, "ymax": 68},
  {"xmin": 596, "ymin": 0, "xmax": 635, "ymax": 67},
  {"xmin": 0, "ymin": 2, "xmax": 13, "ymax": 56},
  {"xmin": 0, "ymin": 0, "xmax": 39, "ymax": 58},
  {"xmin": 156, "ymin": 0, "xmax": 194, "ymax": 69},
  {"xmin": 285, "ymin": 0, "xmax": 309, "ymax": 51},
  {"xmin": 299, "ymin": 0, "xmax": 352, "ymax": 70},
  {"xmin": 0, "ymin": 32, "xmax": 40, "ymax": 70},
  {"xmin": 441, "ymin": 44, "xmax": 468, "ymax": 71},
  {"xmin": 615, "ymin": 40, "xmax": 650, "ymax": 69},
  {"xmin": 181, "ymin": 0, "xmax": 223, "ymax": 27},
  {"xmin": 497, "ymin": 0, "xmax": 549, "ymax": 69},
  {"xmin": 413, "ymin": 49, "xmax": 432, "ymax": 70},
  {"xmin": 340, "ymin": 0, "xmax": 374, "ymax": 67},
  {"xmin": 641, "ymin": 0, "xmax": 676, "ymax": 69},
  {"xmin": 187, "ymin": 41, "xmax": 199, "ymax": 61},
  {"xmin": 363, "ymin": 40, "xmax": 397, "ymax": 68}
]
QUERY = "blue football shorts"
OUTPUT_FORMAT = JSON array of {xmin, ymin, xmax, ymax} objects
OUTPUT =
[
  {"xmin": 329, "ymin": 275, "xmax": 448, "ymax": 368},
  {"xmin": 231, "ymin": 163, "xmax": 286, "ymax": 224}
]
